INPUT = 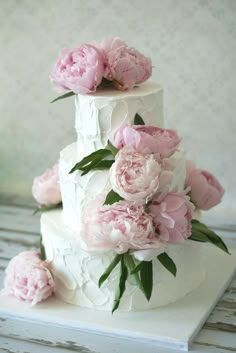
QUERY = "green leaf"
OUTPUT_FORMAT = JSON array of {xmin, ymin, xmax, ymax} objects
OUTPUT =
[
  {"xmin": 191, "ymin": 219, "xmax": 200, "ymax": 224},
  {"xmin": 50, "ymin": 91, "xmax": 75, "ymax": 103},
  {"xmin": 80, "ymin": 156, "xmax": 113, "ymax": 176},
  {"xmin": 157, "ymin": 252, "xmax": 177, "ymax": 277},
  {"xmin": 40, "ymin": 235, "xmax": 46, "ymax": 260},
  {"xmin": 130, "ymin": 261, "xmax": 144, "ymax": 274},
  {"xmin": 80, "ymin": 160, "xmax": 114, "ymax": 172},
  {"xmin": 140, "ymin": 261, "xmax": 153, "ymax": 301},
  {"xmin": 33, "ymin": 202, "xmax": 62, "ymax": 215},
  {"xmin": 103, "ymin": 190, "xmax": 124, "ymax": 205},
  {"xmin": 189, "ymin": 230, "xmax": 209, "ymax": 242},
  {"xmin": 107, "ymin": 140, "xmax": 119, "ymax": 157},
  {"xmin": 124, "ymin": 254, "xmax": 143, "ymax": 292},
  {"xmin": 134, "ymin": 113, "xmax": 145, "ymax": 125},
  {"xmin": 112, "ymin": 256, "xmax": 128, "ymax": 313},
  {"xmin": 69, "ymin": 149, "xmax": 112, "ymax": 174},
  {"xmin": 98, "ymin": 254, "xmax": 122, "ymax": 288},
  {"xmin": 189, "ymin": 221, "xmax": 230, "ymax": 254}
]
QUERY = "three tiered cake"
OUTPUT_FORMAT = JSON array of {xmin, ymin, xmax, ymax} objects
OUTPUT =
[{"xmin": 1, "ymin": 38, "xmax": 227, "ymax": 312}]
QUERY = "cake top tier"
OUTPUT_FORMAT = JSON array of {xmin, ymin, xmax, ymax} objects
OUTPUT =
[{"xmin": 75, "ymin": 81, "xmax": 163, "ymax": 160}]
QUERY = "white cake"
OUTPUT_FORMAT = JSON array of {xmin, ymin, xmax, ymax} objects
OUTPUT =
[{"xmin": 41, "ymin": 81, "xmax": 206, "ymax": 311}]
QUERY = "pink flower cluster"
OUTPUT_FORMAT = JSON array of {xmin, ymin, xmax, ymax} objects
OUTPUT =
[
  {"xmin": 50, "ymin": 38, "xmax": 152, "ymax": 94},
  {"xmin": 81, "ymin": 124, "xmax": 224, "ymax": 257},
  {"xmin": 2, "ymin": 251, "xmax": 54, "ymax": 305}
]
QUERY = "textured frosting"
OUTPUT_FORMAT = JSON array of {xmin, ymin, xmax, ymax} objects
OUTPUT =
[
  {"xmin": 75, "ymin": 81, "xmax": 163, "ymax": 160},
  {"xmin": 59, "ymin": 142, "xmax": 110, "ymax": 231},
  {"xmin": 41, "ymin": 210, "xmax": 206, "ymax": 311},
  {"xmin": 60, "ymin": 143, "xmax": 187, "ymax": 231}
]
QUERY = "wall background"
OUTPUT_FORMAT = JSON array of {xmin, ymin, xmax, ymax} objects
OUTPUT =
[{"xmin": 0, "ymin": 0, "xmax": 235, "ymax": 222}]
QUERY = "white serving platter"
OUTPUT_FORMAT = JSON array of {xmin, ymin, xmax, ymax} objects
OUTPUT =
[{"xmin": 0, "ymin": 246, "xmax": 235, "ymax": 352}]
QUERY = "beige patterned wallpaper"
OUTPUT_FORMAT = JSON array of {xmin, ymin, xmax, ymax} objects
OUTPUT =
[{"xmin": 0, "ymin": 0, "xmax": 235, "ymax": 222}]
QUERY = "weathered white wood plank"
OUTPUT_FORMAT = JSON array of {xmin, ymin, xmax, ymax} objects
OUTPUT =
[
  {"xmin": 227, "ymin": 278, "xmax": 236, "ymax": 289},
  {"xmin": 0, "ymin": 229, "xmax": 39, "ymax": 245},
  {"xmin": 0, "ymin": 240, "xmax": 37, "ymax": 261},
  {"xmin": 0, "ymin": 258, "xmax": 8, "ymax": 271},
  {"xmin": 205, "ymin": 307, "xmax": 236, "ymax": 332},
  {"xmin": 217, "ymin": 291, "xmax": 236, "ymax": 309},
  {"xmin": 0, "ymin": 271, "xmax": 5, "ymax": 289},
  {"xmin": 0, "ymin": 206, "xmax": 40, "ymax": 234},
  {"xmin": 195, "ymin": 328, "xmax": 236, "ymax": 351},
  {"xmin": 0, "ymin": 336, "xmax": 96, "ymax": 353}
]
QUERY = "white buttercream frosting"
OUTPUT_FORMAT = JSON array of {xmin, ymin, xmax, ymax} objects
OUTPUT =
[
  {"xmin": 59, "ymin": 142, "xmax": 110, "ymax": 231},
  {"xmin": 41, "ymin": 210, "xmax": 206, "ymax": 311},
  {"xmin": 75, "ymin": 81, "xmax": 163, "ymax": 160}
]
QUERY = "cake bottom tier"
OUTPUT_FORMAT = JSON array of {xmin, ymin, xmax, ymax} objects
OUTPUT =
[{"xmin": 41, "ymin": 210, "xmax": 206, "ymax": 312}]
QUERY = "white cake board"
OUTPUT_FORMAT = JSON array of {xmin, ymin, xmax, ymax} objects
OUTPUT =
[{"xmin": 0, "ymin": 246, "xmax": 235, "ymax": 352}]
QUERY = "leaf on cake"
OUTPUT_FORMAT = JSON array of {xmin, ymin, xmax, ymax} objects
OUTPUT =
[
  {"xmin": 40, "ymin": 235, "xmax": 46, "ymax": 261},
  {"xmin": 134, "ymin": 113, "xmax": 145, "ymax": 125},
  {"xmin": 103, "ymin": 190, "xmax": 124, "ymax": 205},
  {"xmin": 157, "ymin": 252, "xmax": 177, "ymax": 277},
  {"xmin": 140, "ymin": 261, "xmax": 153, "ymax": 301},
  {"xmin": 124, "ymin": 254, "xmax": 143, "ymax": 293},
  {"xmin": 189, "ymin": 219, "xmax": 230, "ymax": 254},
  {"xmin": 130, "ymin": 259, "xmax": 154, "ymax": 300},
  {"xmin": 98, "ymin": 254, "xmax": 122, "ymax": 288},
  {"xmin": 107, "ymin": 140, "xmax": 119, "ymax": 157},
  {"xmin": 33, "ymin": 202, "xmax": 62, "ymax": 215},
  {"xmin": 69, "ymin": 149, "xmax": 113, "ymax": 175},
  {"xmin": 50, "ymin": 91, "xmax": 76, "ymax": 103},
  {"xmin": 112, "ymin": 256, "xmax": 128, "ymax": 313},
  {"xmin": 130, "ymin": 261, "xmax": 144, "ymax": 274},
  {"xmin": 80, "ymin": 160, "xmax": 114, "ymax": 172}
]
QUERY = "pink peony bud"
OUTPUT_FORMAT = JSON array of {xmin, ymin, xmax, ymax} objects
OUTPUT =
[
  {"xmin": 185, "ymin": 161, "xmax": 224, "ymax": 210},
  {"xmin": 94, "ymin": 38, "xmax": 152, "ymax": 90},
  {"xmin": 149, "ymin": 192, "xmax": 194, "ymax": 243},
  {"xmin": 110, "ymin": 125, "xmax": 181, "ymax": 158},
  {"xmin": 32, "ymin": 164, "xmax": 61, "ymax": 207},
  {"xmin": 2, "ymin": 251, "xmax": 54, "ymax": 305},
  {"xmin": 50, "ymin": 44, "xmax": 104, "ymax": 95}
]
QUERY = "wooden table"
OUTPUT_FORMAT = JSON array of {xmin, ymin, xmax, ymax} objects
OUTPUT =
[{"xmin": 0, "ymin": 204, "xmax": 235, "ymax": 353}]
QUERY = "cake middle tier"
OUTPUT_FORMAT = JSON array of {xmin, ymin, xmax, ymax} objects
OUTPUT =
[{"xmin": 60, "ymin": 143, "xmax": 186, "ymax": 232}]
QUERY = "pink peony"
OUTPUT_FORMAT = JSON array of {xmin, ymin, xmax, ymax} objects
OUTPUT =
[
  {"xmin": 110, "ymin": 146, "xmax": 161, "ymax": 202},
  {"xmin": 185, "ymin": 161, "xmax": 224, "ymax": 210},
  {"xmin": 32, "ymin": 164, "xmax": 61, "ymax": 207},
  {"xmin": 50, "ymin": 44, "xmax": 104, "ymax": 94},
  {"xmin": 110, "ymin": 125, "xmax": 181, "ymax": 158},
  {"xmin": 94, "ymin": 38, "xmax": 152, "ymax": 90},
  {"xmin": 82, "ymin": 200, "xmax": 161, "ymax": 253},
  {"xmin": 3, "ymin": 251, "xmax": 54, "ymax": 305},
  {"xmin": 149, "ymin": 192, "xmax": 194, "ymax": 243}
]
